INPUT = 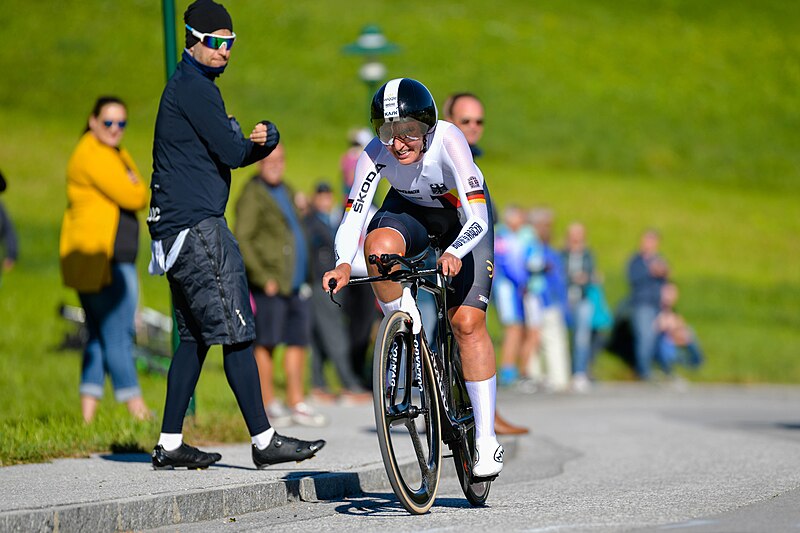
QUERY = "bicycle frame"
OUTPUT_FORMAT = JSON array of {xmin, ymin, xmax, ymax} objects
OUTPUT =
[
  {"xmin": 344, "ymin": 249, "xmax": 474, "ymax": 447},
  {"xmin": 414, "ymin": 267, "xmax": 475, "ymax": 447}
]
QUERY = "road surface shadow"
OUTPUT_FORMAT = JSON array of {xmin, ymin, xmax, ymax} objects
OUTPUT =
[{"xmin": 333, "ymin": 491, "xmax": 481, "ymax": 516}]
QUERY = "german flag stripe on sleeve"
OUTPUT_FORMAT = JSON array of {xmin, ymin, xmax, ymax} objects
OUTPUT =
[
  {"xmin": 345, "ymin": 199, "xmax": 354, "ymax": 211},
  {"xmin": 466, "ymin": 190, "xmax": 486, "ymax": 203}
]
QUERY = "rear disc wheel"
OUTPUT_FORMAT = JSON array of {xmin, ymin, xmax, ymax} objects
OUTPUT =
[
  {"xmin": 449, "ymin": 341, "xmax": 491, "ymax": 506},
  {"xmin": 451, "ymin": 422, "xmax": 491, "ymax": 506}
]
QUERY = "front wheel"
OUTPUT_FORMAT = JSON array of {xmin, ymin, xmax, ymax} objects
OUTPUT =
[{"xmin": 373, "ymin": 311, "xmax": 442, "ymax": 514}]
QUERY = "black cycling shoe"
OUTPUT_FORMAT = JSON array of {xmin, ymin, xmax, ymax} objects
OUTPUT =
[
  {"xmin": 152, "ymin": 443, "xmax": 222, "ymax": 470},
  {"xmin": 252, "ymin": 433, "xmax": 326, "ymax": 469}
]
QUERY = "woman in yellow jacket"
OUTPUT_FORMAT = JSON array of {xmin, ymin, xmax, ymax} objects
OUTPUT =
[{"xmin": 60, "ymin": 96, "xmax": 150, "ymax": 422}]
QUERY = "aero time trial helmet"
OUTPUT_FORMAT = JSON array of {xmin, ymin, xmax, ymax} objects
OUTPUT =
[{"xmin": 370, "ymin": 78, "xmax": 437, "ymax": 148}]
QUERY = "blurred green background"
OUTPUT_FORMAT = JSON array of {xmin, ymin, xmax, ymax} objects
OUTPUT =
[{"xmin": 0, "ymin": 0, "xmax": 798, "ymax": 464}]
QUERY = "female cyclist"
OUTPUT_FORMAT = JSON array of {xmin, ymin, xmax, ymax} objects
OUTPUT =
[{"xmin": 322, "ymin": 78, "xmax": 503, "ymax": 478}]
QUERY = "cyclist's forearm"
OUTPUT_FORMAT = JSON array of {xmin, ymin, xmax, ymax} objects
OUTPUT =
[
  {"xmin": 333, "ymin": 214, "xmax": 364, "ymax": 267},
  {"xmin": 443, "ymin": 215, "xmax": 489, "ymax": 259}
]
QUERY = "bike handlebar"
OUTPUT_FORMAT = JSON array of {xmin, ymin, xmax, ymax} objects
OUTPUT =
[
  {"xmin": 368, "ymin": 251, "xmax": 430, "ymax": 276},
  {"xmin": 327, "ymin": 249, "xmax": 447, "ymax": 307}
]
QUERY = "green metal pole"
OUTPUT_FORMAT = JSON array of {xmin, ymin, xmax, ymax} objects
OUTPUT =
[
  {"xmin": 162, "ymin": 0, "xmax": 195, "ymax": 418},
  {"xmin": 162, "ymin": 0, "xmax": 178, "ymax": 79}
]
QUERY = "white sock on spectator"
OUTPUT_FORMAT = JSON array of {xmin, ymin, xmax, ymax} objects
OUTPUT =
[
  {"xmin": 158, "ymin": 433, "xmax": 183, "ymax": 451},
  {"xmin": 252, "ymin": 428, "xmax": 276, "ymax": 450},
  {"xmin": 465, "ymin": 375, "xmax": 497, "ymax": 440}
]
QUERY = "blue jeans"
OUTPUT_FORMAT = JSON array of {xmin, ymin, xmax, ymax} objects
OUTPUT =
[
  {"xmin": 631, "ymin": 304, "xmax": 659, "ymax": 379},
  {"xmin": 570, "ymin": 299, "xmax": 594, "ymax": 375},
  {"xmin": 78, "ymin": 262, "xmax": 142, "ymax": 401},
  {"xmin": 656, "ymin": 334, "xmax": 704, "ymax": 373}
]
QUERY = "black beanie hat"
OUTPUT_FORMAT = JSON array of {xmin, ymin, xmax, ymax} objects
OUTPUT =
[{"xmin": 184, "ymin": 0, "xmax": 233, "ymax": 49}]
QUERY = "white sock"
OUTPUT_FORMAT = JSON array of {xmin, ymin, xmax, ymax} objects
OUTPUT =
[
  {"xmin": 465, "ymin": 375, "xmax": 497, "ymax": 441},
  {"xmin": 158, "ymin": 433, "xmax": 183, "ymax": 451},
  {"xmin": 252, "ymin": 427, "xmax": 276, "ymax": 450},
  {"xmin": 377, "ymin": 295, "xmax": 402, "ymax": 316}
]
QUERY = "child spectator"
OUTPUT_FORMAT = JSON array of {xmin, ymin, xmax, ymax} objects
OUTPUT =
[{"xmin": 655, "ymin": 281, "xmax": 704, "ymax": 374}]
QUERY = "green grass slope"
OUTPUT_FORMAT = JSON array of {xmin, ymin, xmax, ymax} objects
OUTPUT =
[{"xmin": 0, "ymin": 0, "xmax": 798, "ymax": 464}]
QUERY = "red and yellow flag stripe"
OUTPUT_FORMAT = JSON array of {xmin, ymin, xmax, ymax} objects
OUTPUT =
[{"xmin": 466, "ymin": 190, "xmax": 486, "ymax": 204}]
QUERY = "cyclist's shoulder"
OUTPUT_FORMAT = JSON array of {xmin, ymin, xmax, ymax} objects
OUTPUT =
[
  {"xmin": 434, "ymin": 120, "xmax": 466, "ymax": 144},
  {"xmin": 435, "ymin": 120, "xmax": 458, "ymax": 133}
]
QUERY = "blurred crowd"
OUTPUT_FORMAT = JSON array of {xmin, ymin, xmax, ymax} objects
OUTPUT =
[
  {"xmin": 0, "ymin": 95, "xmax": 706, "ymax": 431},
  {"xmin": 490, "ymin": 209, "xmax": 704, "ymax": 395},
  {"xmin": 1, "ymin": 92, "xmax": 705, "ymax": 432}
]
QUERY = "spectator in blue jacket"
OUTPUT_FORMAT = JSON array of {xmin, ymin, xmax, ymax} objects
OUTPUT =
[
  {"xmin": 493, "ymin": 205, "xmax": 540, "ymax": 387},
  {"xmin": 529, "ymin": 207, "xmax": 571, "ymax": 392},
  {"xmin": 626, "ymin": 229, "xmax": 670, "ymax": 379}
]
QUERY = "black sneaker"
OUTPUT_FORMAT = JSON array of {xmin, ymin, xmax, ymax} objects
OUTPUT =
[
  {"xmin": 152, "ymin": 443, "xmax": 222, "ymax": 470},
  {"xmin": 252, "ymin": 433, "xmax": 326, "ymax": 469}
]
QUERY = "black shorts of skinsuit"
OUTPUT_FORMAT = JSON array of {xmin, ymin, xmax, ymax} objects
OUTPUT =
[
  {"xmin": 251, "ymin": 290, "xmax": 311, "ymax": 348},
  {"xmin": 165, "ymin": 216, "xmax": 256, "ymax": 346},
  {"xmin": 366, "ymin": 187, "xmax": 495, "ymax": 312}
]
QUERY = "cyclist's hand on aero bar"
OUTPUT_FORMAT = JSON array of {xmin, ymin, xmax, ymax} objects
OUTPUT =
[
  {"xmin": 437, "ymin": 252, "xmax": 462, "ymax": 277},
  {"xmin": 322, "ymin": 263, "xmax": 351, "ymax": 294}
]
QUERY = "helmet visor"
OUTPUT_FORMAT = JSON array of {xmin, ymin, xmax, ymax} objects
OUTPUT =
[{"xmin": 372, "ymin": 117, "xmax": 430, "ymax": 146}]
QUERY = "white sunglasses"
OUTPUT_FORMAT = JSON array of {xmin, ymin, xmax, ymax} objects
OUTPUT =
[{"xmin": 186, "ymin": 24, "xmax": 236, "ymax": 50}]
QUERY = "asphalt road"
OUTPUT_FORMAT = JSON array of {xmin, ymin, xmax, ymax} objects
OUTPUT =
[{"xmin": 146, "ymin": 383, "xmax": 800, "ymax": 533}]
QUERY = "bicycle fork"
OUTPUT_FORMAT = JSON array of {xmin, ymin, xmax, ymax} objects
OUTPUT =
[{"xmin": 385, "ymin": 321, "xmax": 428, "ymax": 421}]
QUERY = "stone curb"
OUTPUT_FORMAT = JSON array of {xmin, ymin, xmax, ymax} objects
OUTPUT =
[
  {"xmin": 1, "ymin": 437, "xmax": 517, "ymax": 532},
  {"xmin": 1, "ymin": 464, "xmax": 386, "ymax": 532}
]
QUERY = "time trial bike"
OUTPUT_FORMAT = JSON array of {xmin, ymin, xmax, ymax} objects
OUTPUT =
[{"xmin": 329, "ymin": 243, "xmax": 494, "ymax": 514}]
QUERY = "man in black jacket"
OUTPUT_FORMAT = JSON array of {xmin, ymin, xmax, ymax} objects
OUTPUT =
[{"xmin": 147, "ymin": 0, "xmax": 324, "ymax": 470}]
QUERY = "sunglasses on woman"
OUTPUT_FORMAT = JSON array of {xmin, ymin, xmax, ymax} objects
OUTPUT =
[
  {"xmin": 186, "ymin": 24, "xmax": 236, "ymax": 50},
  {"xmin": 103, "ymin": 120, "xmax": 127, "ymax": 129}
]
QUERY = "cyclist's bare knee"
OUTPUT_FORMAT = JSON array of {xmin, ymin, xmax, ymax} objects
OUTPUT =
[
  {"xmin": 449, "ymin": 306, "xmax": 488, "ymax": 341},
  {"xmin": 365, "ymin": 229, "xmax": 406, "ymax": 276},
  {"xmin": 364, "ymin": 229, "xmax": 406, "ymax": 301},
  {"xmin": 365, "ymin": 228, "xmax": 405, "ymax": 257}
]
